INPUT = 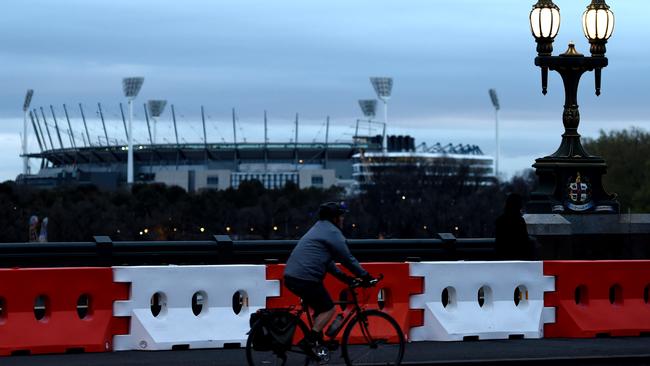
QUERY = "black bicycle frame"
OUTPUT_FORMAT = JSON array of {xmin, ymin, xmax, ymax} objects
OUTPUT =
[{"xmin": 302, "ymin": 284, "xmax": 369, "ymax": 340}]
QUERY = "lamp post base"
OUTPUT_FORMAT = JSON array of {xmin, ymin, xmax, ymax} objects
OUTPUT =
[{"xmin": 527, "ymin": 155, "xmax": 619, "ymax": 214}]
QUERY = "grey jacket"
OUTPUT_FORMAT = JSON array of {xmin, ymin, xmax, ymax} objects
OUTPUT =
[{"xmin": 284, "ymin": 220, "xmax": 368, "ymax": 282}]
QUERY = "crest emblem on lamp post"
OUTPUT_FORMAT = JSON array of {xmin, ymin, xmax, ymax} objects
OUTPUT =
[{"xmin": 566, "ymin": 172, "xmax": 593, "ymax": 211}]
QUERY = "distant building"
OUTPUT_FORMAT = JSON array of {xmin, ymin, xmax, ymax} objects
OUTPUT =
[
  {"xmin": 351, "ymin": 135, "xmax": 494, "ymax": 191},
  {"xmin": 18, "ymin": 141, "xmax": 363, "ymax": 191},
  {"xmin": 18, "ymin": 133, "xmax": 494, "ymax": 193}
]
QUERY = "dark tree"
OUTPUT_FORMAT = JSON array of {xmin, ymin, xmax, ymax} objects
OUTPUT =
[
  {"xmin": 0, "ymin": 164, "xmax": 540, "ymax": 242},
  {"xmin": 583, "ymin": 128, "xmax": 650, "ymax": 213}
]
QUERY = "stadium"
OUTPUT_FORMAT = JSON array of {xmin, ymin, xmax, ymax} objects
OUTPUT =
[{"xmin": 16, "ymin": 83, "xmax": 495, "ymax": 192}]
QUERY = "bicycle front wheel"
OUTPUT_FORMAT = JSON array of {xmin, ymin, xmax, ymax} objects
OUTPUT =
[
  {"xmin": 341, "ymin": 309, "xmax": 405, "ymax": 366},
  {"xmin": 246, "ymin": 315, "xmax": 311, "ymax": 366}
]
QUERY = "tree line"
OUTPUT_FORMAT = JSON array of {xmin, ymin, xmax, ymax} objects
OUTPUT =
[
  {"xmin": 583, "ymin": 127, "xmax": 650, "ymax": 213},
  {"xmin": 0, "ymin": 171, "xmax": 537, "ymax": 243}
]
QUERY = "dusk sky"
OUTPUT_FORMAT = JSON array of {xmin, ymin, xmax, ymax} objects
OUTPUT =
[{"xmin": 0, "ymin": 0, "xmax": 648, "ymax": 181}]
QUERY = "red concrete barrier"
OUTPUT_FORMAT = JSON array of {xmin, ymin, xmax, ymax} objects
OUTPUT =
[
  {"xmin": 266, "ymin": 262, "xmax": 423, "ymax": 343},
  {"xmin": 0, "ymin": 267, "xmax": 129, "ymax": 356},
  {"xmin": 544, "ymin": 260, "xmax": 650, "ymax": 338}
]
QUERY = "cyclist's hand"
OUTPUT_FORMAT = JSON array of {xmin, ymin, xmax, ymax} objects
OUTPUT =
[{"xmin": 360, "ymin": 273, "xmax": 378, "ymax": 288}]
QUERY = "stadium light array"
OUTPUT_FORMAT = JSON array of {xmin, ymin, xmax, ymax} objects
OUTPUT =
[
  {"xmin": 147, "ymin": 100, "xmax": 167, "ymax": 144},
  {"xmin": 488, "ymin": 89, "xmax": 501, "ymax": 178},
  {"xmin": 369, "ymin": 77, "xmax": 393, "ymax": 153},
  {"xmin": 358, "ymin": 99, "xmax": 377, "ymax": 118},
  {"xmin": 122, "ymin": 77, "xmax": 145, "ymax": 185},
  {"xmin": 23, "ymin": 90, "xmax": 34, "ymax": 112},
  {"xmin": 370, "ymin": 77, "xmax": 393, "ymax": 101},
  {"xmin": 22, "ymin": 89, "xmax": 34, "ymax": 175},
  {"xmin": 123, "ymin": 77, "xmax": 144, "ymax": 98},
  {"xmin": 147, "ymin": 100, "xmax": 167, "ymax": 118},
  {"xmin": 489, "ymin": 89, "xmax": 500, "ymax": 111}
]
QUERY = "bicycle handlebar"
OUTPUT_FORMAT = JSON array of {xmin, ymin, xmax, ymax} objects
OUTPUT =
[{"xmin": 350, "ymin": 273, "xmax": 384, "ymax": 288}]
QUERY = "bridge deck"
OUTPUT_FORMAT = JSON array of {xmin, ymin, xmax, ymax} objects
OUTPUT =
[{"xmin": 2, "ymin": 338, "xmax": 650, "ymax": 366}]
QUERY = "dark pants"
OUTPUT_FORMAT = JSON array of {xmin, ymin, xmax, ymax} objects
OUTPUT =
[{"xmin": 284, "ymin": 275, "xmax": 334, "ymax": 316}]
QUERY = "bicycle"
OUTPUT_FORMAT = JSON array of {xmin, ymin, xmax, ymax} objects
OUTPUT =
[{"xmin": 246, "ymin": 275, "xmax": 405, "ymax": 366}]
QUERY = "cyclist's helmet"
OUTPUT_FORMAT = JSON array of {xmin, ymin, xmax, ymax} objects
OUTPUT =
[{"xmin": 318, "ymin": 201, "xmax": 348, "ymax": 221}]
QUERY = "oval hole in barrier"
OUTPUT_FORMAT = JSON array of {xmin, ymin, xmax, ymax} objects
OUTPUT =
[
  {"xmin": 76, "ymin": 294, "xmax": 91, "ymax": 319},
  {"xmin": 609, "ymin": 284, "xmax": 622, "ymax": 305},
  {"xmin": 644, "ymin": 285, "xmax": 649, "ymax": 304},
  {"xmin": 377, "ymin": 288, "xmax": 388, "ymax": 310},
  {"xmin": 442, "ymin": 287, "xmax": 456, "ymax": 310},
  {"xmin": 0, "ymin": 297, "xmax": 5, "ymax": 323},
  {"xmin": 232, "ymin": 290, "xmax": 248, "ymax": 315},
  {"xmin": 150, "ymin": 292, "xmax": 167, "ymax": 318},
  {"xmin": 34, "ymin": 295, "xmax": 49, "ymax": 321},
  {"xmin": 574, "ymin": 285, "xmax": 588, "ymax": 305},
  {"xmin": 192, "ymin": 291, "xmax": 208, "ymax": 316},
  {"xmin": 514, "ymin": 285, "xmax": 529, "ymax": 308},
  {"xmin": 477, "ymin": 286, "xmax": 492, "ymax": 308}
]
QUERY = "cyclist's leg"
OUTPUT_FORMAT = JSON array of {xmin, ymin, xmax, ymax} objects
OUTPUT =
[
  {"xmin": 284, "ymin": 276, "xmax": 335, "ymax": 348},
  {"xmin": 289, "ymin": 279, "xmax": 334, "ymax": 334},
  {"xmin": 312, "ymin": 307, "xmax": 335, "ymax": 334}
]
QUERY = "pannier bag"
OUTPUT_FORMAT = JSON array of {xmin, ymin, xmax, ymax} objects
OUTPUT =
[{"xmin": 249, "ymin": 309, "xmax": 299, "ymax": 352}]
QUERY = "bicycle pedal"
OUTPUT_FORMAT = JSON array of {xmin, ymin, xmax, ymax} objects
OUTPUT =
[{"xmin": 314, "ymin": 345, "xmax": 330, "ymax": 363}]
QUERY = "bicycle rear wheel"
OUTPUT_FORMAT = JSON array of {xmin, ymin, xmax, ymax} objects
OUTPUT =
[
  {"xmin": 246, "ymin": 315, "xmax": 312, "ymax": 366},
  {"xmin": 341, "ymin": 309, "xmax": 405, "ymax": 366}
]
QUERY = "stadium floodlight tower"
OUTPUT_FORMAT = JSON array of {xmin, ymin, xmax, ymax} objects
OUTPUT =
[
  {"xmin": 122, "ymin": 77, "xmax": 144, "ymax": 185},
  {"xmin": 147, "ymin": 100, "xmax": 167, "ymax": 144},
  {"xmin": 488, "ymin": 89, "xmax": 501, "ymax": 178},
  {"xmin": 357, "ymin": 99, "xmax": 384, "ymax": 147},
  {"xmin": 370, "ymin": 77, "xmax": 393, "ymax": 153},
  {"xmin": 358, "ymin": 99, "xmax": 377, "ymax": 119},
  {"xmin": 22, "ymin": 89, "xmax": 34, "ymax": 174}
]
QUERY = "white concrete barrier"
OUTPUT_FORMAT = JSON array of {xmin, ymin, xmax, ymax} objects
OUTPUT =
[
  {"xmin": 409, "ymin": 261, "xmax": 555, "ymax": 341},
  {"xmin": 112, "ymin": 265, "xmax": 279, "ymax": 351}
]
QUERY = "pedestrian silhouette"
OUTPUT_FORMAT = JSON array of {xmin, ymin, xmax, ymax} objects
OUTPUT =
[
  {"xmin": 495, "ymin": 194, "xmax": 533, "ymax": 260},
  {"xmin": 38, "ymin": 217, "xmax": 49, "ymax": 243},
  {"xmin": 29, "ymin": 215, "xmax": 39, "ymax": 242}
]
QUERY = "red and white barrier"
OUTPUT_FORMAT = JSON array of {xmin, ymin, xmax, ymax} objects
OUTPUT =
[
  {"xmin": 0, "ymin": 267, "xmax": 128, "ymax": 356},
  {"xmin": 544, "ymin": 260, "xmax": 650, "ymax": 338},
  {"xmin": 3, "ymin": 260, "xmax": 650, "ymax": 357},
  {"xmin": 409, "ymin": 261, "xmax": 555, "ymax": 341},
  {"xmin": 112, "ymin": 265, "xmax": 279, "ymax": 351}
]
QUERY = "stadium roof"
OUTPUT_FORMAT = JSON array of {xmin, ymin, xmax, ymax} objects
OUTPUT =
[{"xmin": 26, "ymin": 142, "xmax": 370, "ymax": 166}]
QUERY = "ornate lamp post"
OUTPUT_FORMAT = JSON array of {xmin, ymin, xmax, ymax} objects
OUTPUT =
[{"xmin": 527, "ymin": 0, "xmax": 618, "ymax": 214}]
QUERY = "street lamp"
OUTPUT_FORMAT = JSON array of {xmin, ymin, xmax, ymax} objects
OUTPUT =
[
  {"xmin": 122, "ymin": 77, "xmax": 144, "ymax": 185},
  {"xmin": 370, "ymin": 77, "xmax": 393, "ymax": 153},
  {"xmin": 488, "ymin": 89, "xmax": 500, "ymax": 178},
  {"xmin": 582, "ymin": 0, "xmax": 615, "ymax": 57},
  {"xmin": 527, "ymin": 0, "xmax": 617, "ymax": 214},
  {"xmin": 22, "ymin": 89, "xmax": 34, "ymax": 175},
  {"xmin": 147, "ymin": 100, "xmax": 167, "ymax": 144}
]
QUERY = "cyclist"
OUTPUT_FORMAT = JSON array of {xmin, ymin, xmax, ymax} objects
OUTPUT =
[{"xmin": 283, "ymin": 201, "xmax": 375, "ymax": 356}]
